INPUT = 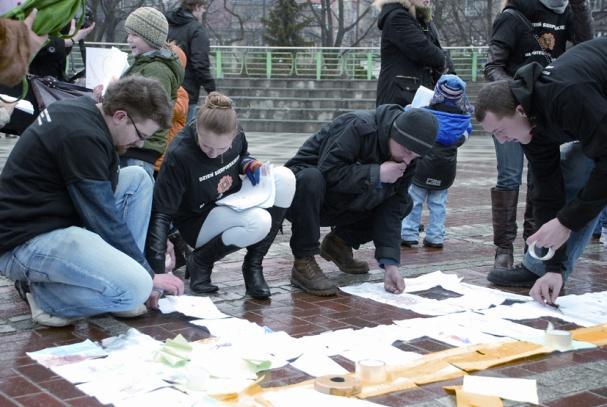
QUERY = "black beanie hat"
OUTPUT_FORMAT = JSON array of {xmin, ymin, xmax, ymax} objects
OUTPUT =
[{"xmin": 390, "ymin": 109, "xmax": 439, "ymax": 156}]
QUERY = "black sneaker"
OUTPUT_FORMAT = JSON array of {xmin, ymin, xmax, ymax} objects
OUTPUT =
[
  {"xmin": 487, "ymin": 264, "xmax": 540, "ymax": 288},
  {"xmin": 14, "ymin": 280, "xmax": 30, "ymax": 302},
  {"xmin": 401, "ymin": 240, "xmax": 418, "ymax": 247},
  {"xmin": 423, "ymin": 239, "xmax": 443, "ymax": 249}
]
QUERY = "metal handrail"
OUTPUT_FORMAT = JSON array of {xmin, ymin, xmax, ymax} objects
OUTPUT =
[{"xmin": 67, "ymin": 43, "xmax": 489, "ymax": 82}]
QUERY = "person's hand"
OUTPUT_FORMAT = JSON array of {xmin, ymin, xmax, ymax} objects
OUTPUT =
[
  {"xmin": 530, "ymin": 272, "xmax": 563, "ymax": 305},
  {"xmin": 526, "ymin": 218, "xmax": 571, "ymax": 253},
  {"xmin": 379, "ymin": 161, "xmax": 407, "ymax": 184},
  {"xmin": 24, "ymin": 9, "xmax": 48, "ymax": 54},
  {"xmin": 384, "ymin": 265, "xmax": 405, "ymax": 294},
  {"xmin": 165, "ymin": 239, "xmax": 176, "ymax": 273},
  {"xmin": 92, "ymin": 84, "xmax": 104, "ymax": 102},
  {"xmin": 71, "ymin": 20, "xmax": 95, "ymax": 42},
  {"xmin": 243, "ymin": 159, "xmax": 263, "ymax": 186},
  {"xmin": 147, "ymin": 272, "xmax": 184, "ymax": 309}
]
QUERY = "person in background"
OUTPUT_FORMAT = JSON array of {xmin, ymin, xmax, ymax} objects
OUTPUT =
[
  {"xmin": 401, "ymin": 75, "xmax": 472, "ymax": 249},
  {"xmin": 374, "ymin": 0, "xmax": 453, "ymax": 107},
  {"xmin": 108, "ymin": 7, "xmax": 184, "ymax": 179},
  {"xmin": 166, "ymin": 0, "xmax": 216, "ymax": 122}
]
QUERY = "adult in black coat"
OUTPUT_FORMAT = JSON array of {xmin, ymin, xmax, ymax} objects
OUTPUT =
[
  {"xmin": 284, "ymin": 106, "xmax": 439, "ymax": 297},
  {"xmin": 166, "ymin": 0, "xmax": 216, "ymax": 121},
  {"xmin": 475, "ymin": 37, "xmax": 607, "ymax": 305},
  {"xmin": 374, "ymin": 0, "xmax": 452, "ymax": 107}
]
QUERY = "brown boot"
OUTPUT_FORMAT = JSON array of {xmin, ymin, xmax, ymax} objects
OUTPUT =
[
  {"xmin": 490, "ymin": 188, "xmax": 519, "ymax": 272},
  {"xmin": 291, "ymin": 256, "xmax": 337, "ymax": 296},
  {"xmin": 320, "ymin": 230, "xmax": 369, "ymax": 274}
]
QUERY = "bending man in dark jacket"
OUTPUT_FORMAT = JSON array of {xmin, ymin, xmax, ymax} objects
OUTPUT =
[
  {"xmin": 166, "ymin": 0, "xmax": 216, "ymax": 122},
  {"xmin": 374, "ymin": 0, "xmax": 453, "ymax": 107},
  {"xmin": 285, "ymin": 106, "xmax": 439, "ymax": 296},
  {"xmin": 0, "ymin": 76, "xmax": 184, "ymax": 327},
  {"xmin": 475, "ymin": 37, "xmax": 607, "ymax": 305},
  {"xmin": 484, "ymin": 0, "xmax": 593, "ymax": 282}
]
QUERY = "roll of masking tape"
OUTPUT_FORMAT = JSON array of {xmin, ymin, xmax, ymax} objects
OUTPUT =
[
  {"xmin": 314, "ymin": 375, "xmax": 361, "ymax": 396},
  {"xmin": 356, "ymin": 359, "xmax": 388, "ymax": 384},
  {"xmin": 545, "ymin": 329, "xmax": 572, "ymax": 350},
  {"xmin": 528, "ymin": 241, "xmax": 555, "ymax": 261}
]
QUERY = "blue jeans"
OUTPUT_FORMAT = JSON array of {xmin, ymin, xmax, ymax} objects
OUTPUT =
[
  {"xmin": 0, "ymin": 166, "xmax": 153, "ymax": 318},
  {"xmin": 493, "ymin": 136, "xmax": 525, "ymax": 190},
  {"xmin": 593, "ymin": 207, "xmax": 607, "ymax": 235},
  {"xmin": 523, "ymin": 142, "xmax": 600, "ymax": 281},
  {"xmin": 401, "ymin": 185, "xmax": 448, "ymax": 244},
  {"xmin": 187, "ymin": 104, "xmax": 197, "ymax": 124},
  {"xmin": 120, "ymin": 157, "xmax": 155, "ymax": 180}
]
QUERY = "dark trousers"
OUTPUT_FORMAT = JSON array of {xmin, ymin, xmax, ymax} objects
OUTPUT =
[{"xmin": 286, "ymin": 167, "xmax": 411, "ymax": 260}]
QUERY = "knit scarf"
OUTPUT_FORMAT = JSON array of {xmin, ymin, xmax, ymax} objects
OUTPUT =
[{"xmin": 539, "ymin": 0, "xmax": 568, "ymax": 14}]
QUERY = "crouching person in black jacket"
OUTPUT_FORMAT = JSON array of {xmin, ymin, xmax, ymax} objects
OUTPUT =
[
  {"xmin": 284, "ymin": 106, "xmax": 439, "ymax": 296},
  {"xmin": 475, "ymin": 38, "xmax": 607, "ymax": 305},
  {"xmin": 145, "ymin": 92, "xmax": 296, "ymax": 299}
]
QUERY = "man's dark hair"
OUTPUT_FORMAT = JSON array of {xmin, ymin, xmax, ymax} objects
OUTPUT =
[
  {"xmin": 474, "ymin": 80, "xmax": 518, "ymax": 122},
  {"xmin": 102, "ymin": 76, "xmax": 172, "ymax": 129},
  {"xmin": 180, "ymin": 0, "xmax": 205, "ymax": 12}
]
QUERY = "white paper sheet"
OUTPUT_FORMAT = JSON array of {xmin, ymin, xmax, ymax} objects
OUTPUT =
[
  {"xmin": 158, "ymin": 295, "xmax": 228, "ymax": 319},
  {"xmin": 216, "ymin": 163, "xmax": 275, "ymax": 211},
  {"xmin": 262, "ymin": 387, "xmax": 382, "ymax": 406},
  {"xmin": 290, "ymin": 352, "xmax": 349, "ymax": 377},
  {"xmin": 463, "ymin": 375, "xmax": 539, "ymax": 404},
  {"xmin": 411, "ymin": 85, "xmax": 434, "ymax": 108},
  {"xmin": 86, "ymin": 47, "xmax": 129, "ymax": 90},
  {"xmin": 26, "ymin": 339, "xmax": 107, "ymax": 368}
]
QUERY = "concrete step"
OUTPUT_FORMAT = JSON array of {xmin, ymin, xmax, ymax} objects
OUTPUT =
[
  {"xmin": 240, "ymin": 118, "xmax": 328, "ymax": 133},
  {"xmin": 219, "ymin": 87, "xmax": 376, "ymax": 99},
  {"xmin": 231, "ymin": 96, "xmax": 375, "ymax": 110},
  {"xmin": 235, "ymin": 107, "xmax": 347, "ymax": 121},
  {"xmin": 217, "ymin": 78, "xmax": 378, "ymax": 90}
]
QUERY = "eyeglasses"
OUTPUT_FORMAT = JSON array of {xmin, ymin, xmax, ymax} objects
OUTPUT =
[{"xmin": 126, "ymin": 114, "xmax": 147, "ymax": 141}]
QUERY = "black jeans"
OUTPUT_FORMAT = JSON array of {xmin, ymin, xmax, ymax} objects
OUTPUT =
[{"xmin": 286, "ymin": 167, "xmax": 411, "ymax": 261}]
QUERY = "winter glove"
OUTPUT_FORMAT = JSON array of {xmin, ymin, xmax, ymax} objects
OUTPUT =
[{"xmin": 243, "ymin": 159, "xmax": 263, "ymax": 186}]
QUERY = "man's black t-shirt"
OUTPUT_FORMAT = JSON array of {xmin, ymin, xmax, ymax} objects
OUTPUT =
[{"xmin": 0, "ymin": 97, "xmax": 119, "ymax": 253}]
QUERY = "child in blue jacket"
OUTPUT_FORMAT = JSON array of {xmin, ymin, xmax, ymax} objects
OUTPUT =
[{"xmin": 401, "ymin": 75, "xmax": 473, "ymax": 248}]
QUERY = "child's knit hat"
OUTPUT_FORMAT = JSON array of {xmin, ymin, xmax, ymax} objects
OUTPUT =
[
  {"xmin": 430, "ymin": 74, "xmax": 474, "ymax": 114},
  {"xmin": 125, "ymin": 7, "xmax": 168, "ymax": 49}
]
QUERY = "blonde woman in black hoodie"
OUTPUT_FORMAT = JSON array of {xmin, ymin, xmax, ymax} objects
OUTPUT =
[{"xmin": 145, "ymin": 92, "xmax": 295, "ymax": 299}]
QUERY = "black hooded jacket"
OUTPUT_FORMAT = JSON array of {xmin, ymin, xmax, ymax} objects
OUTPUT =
[
  {"xmin": 484, "ymin": 0, "xmax": 593, "ymax": 81},
  {"xmin": 285, "ymin": 104, "xmax": 415, "ymax": 263},
  {"xmin": 512, "ymin": 38, "xmax": 607, "ymax": 274},
  {"xmin": 375, "ymin": 0, "xmax": 451, "ymax": 107},
  {"xmin": 166, "ymin": 8, "xmax": 216, "ymax": 105}
]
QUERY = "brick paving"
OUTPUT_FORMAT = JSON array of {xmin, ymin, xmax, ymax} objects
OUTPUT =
[{"xmin": 0, "ymin": 134, "xmax": 606, "ymax": 406}]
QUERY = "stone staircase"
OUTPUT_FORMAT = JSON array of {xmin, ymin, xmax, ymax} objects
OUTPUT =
[{"xmin": 216, "ymin": 77, "xmax": 487, "ymax": 134}]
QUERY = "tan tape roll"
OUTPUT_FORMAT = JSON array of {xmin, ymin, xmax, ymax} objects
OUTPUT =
[
  {"xmin": 545, "ymin": 329, "xmax": 572, "ymax": 350},
  {"xmin": 356, "ymin": 359, "xmax": 388, "ymax": 384},
  {"xmin": 314, "ymin": 375, "xmax": 361, "ymax": 396}
]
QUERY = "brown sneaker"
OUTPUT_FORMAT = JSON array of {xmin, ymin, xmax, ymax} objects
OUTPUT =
[
  {"xmin": 320, "ymin": 230, "xmax": 369, "ymax": 274},
  {"xmin": 290, "ymin": 256, "xmax": 337, "ymax": 296}
]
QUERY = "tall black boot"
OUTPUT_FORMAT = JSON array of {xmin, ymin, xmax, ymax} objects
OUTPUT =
[
  {"xmin": 242, "ymin": 206, "xmax": 286, "ymax": 299},
  {"xmin": 168, "ymin": 230, "xmax": 191, "ymax": 271},
  {"xmin": 187, "ymin": 235, "xmax": 240, "ymax": 294},
  {"xmin": 490, "ymin": 188, "xmax": 519, "ymax": 272}
]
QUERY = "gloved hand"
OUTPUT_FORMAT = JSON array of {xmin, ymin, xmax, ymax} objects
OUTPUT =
[{"xmin": 243, "ymin": 159, "xmax": 263, "ymax": 186}]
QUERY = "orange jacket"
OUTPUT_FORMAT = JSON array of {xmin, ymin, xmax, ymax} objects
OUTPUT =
[{"xmin": 155, "ymin": 43, "xmax": 189, "ymax": 171}]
